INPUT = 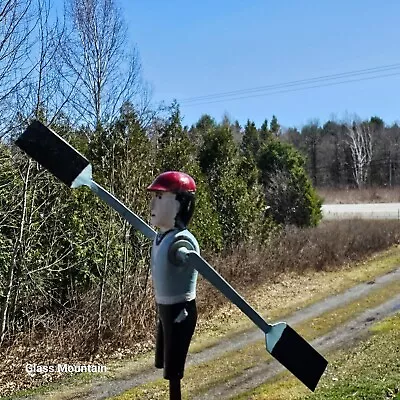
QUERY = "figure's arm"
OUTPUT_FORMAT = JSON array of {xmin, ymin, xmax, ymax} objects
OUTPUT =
[
  {"xmin": 89, "ymin": 181, "xmax": 156, "ymax": 240},
  {"xmin": 169, "ymin": 240, "xmax": 271, "ymax": 333}
]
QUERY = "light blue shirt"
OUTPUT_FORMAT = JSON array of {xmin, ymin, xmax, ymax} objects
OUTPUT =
[{"xmin": 151, "ymin": 228, "xmax": 200, "ymax": 305}]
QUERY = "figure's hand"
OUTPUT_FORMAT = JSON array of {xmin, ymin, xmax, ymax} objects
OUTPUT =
[{"xmin": 168, "ymin": 239, "xmax": 195, "ymax": 266}]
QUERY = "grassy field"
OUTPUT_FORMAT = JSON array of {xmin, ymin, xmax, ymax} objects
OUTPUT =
[
  {"xmin": 106, "ymin": 280, "xmax": 400, "ymax": 400},
  {"xmin": 234, "ymin": 313, "xmax": 400, "ymax": 400}
]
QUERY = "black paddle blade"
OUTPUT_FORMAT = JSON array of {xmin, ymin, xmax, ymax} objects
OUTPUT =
[
  {"xmin": 267, "ymin": 324, "xmax": 328, "ymax": 391},
  {"xmin": 15, "ymin": 120, "xmax": 90, "ymax": 187}
]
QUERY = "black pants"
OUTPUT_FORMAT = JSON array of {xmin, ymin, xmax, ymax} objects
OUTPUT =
[{"xmin": 155, "ymin": 299, "xmax": 197, "ymax": 380}]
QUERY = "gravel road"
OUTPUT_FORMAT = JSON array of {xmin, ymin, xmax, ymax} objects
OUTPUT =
[{"xmin": 322, "ymin": 202, "xmax": 400, "ymax": 219}]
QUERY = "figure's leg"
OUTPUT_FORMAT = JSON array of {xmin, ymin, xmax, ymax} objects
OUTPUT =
[
  {"xmin": 162, "ymin": 300, "xmax": 197, "ymax": 374},
  {"xmin": 155, "ymin": 315, "xmax": 164, "ymax": 369},
  {"xmin": 159, "ymin": 300, "xmax": 197, "ymax": 400},
  {"xmin": 169, "ymin": 300, "xmax": 197, "ymax": 375}
]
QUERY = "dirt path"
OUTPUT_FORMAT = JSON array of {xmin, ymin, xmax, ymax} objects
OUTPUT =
[{"xmin": 23, "ymin": 266, "xmax": 400, "ymax": 400}]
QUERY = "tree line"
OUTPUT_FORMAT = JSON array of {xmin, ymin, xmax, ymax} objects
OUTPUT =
[{"xmin": 280, "ymin": 116, "xmax": 400, "ymax": 189}]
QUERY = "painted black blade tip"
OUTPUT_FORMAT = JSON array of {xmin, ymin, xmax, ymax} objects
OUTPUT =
[
  {"xmin": 15, "ymin": 120, "xmax": 90, "ymax": 187},
  {"xmin": 271, "ymin": 325, "xmax": 328, "ymax": 391}
]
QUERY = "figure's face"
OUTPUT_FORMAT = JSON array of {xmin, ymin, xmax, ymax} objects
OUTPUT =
[{"xmin": 150, "ymin": 191, "xmax": 180, "ymax": 232}]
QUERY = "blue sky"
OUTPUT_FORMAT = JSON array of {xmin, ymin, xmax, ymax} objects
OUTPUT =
[{"xmin": 119, "ymin": 1, "xmax": 400, "ymax": 129}]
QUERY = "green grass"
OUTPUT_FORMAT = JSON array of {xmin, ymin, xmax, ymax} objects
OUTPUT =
[{"xmin": 234, "ymin": 313, "xmax": 400, "ymax": 400}]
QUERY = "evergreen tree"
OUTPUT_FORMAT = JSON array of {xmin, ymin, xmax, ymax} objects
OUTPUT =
[
  {"xmin": 241, "ymin": 119, "xmax": 260, "ymax": 159},
  {"xmin": 257, "ymin": 138, "xmax": 322, "ymax": 227},
  {"xmin": 301, "ymin": 122, "xmax": 322, "ymax": 186},
  {"xmin": 270, "ymin": 115, "xmax": 281, "ymax": 137},
  {"xmin": 156, "ymin": 101, "xmax": 195, "ymax": 171},
  {"xmin": 198, "ymin": 123, "xmax": 267, "ymax": 244},
  {"xmin": 260, "ymin": 118, "xmax": 271, "ymax": 143},
  {"xmin": 194, "ymin": 114, "xmax": 216, "ymax": 133}
]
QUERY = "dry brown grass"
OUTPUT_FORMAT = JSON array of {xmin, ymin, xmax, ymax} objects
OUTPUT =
[
  {"xmin": 2, "ymin": 219, "xmax": 400, "ymax": 396},
  {"xmin": 318, "ymin": 186, "xmax": 400, "ymax": 204},
  {"xmin": 197, "ymin": 219, "xmax": 400, "ymax": 316}
]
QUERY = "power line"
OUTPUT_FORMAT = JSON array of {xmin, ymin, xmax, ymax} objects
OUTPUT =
[
  {"xmin": 180, "ymin": 63, "xmax": 400, "ymax": 103},
  {"xmin": 180, "ymin": 71, "xmax": 400, "ymax": 107},
  {"xmin": 178, "ymin": 63, "xmax": 400, "ymax": 106}
]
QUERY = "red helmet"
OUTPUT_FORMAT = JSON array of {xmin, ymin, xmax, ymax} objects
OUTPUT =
[{"xmin": 147, "ymin": 171, "xmax": 196, "ymax": 193}]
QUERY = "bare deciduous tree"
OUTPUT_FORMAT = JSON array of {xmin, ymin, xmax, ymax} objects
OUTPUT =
[
  {"xmin": 0, "ymin": 0, "xmax": 35, "ymax": 136},
  {"xmin": 62, "ymin": 0, "xmax": 143, "ymax": 129},
  {"xmin": 0, "ymin": 156, "xmax": 32, "ymax": 342},
  {"xmin": 14, "ymin": 0, "xmax": 71, "ymax": 126},
  {"xmin": 345, "ymin": 120, "xmax": 373, "ymax": 188},
  {"xmin": 0, "ymin": 0, "xmax": 73, "ymax": 342}
]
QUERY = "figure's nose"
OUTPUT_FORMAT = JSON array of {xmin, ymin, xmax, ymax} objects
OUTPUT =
[{"xmin": 150, "ymin": 196, "xmax": 156, "ymax": 210}]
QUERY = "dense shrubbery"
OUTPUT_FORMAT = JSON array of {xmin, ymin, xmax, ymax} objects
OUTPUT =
[{"xmin": 0, "ymin": 104, "xmax": 321, "ymax": 351}]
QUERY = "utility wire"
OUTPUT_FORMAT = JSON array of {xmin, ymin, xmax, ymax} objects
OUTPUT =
[
  {"xmin": 179, "ymin": 63, "xmax": 400, "ymax": 106},
  {"xmin": 180, "ymin": 71, "xmax": 400, "ymax": 107},
  {"xmin": 180, "ymin": 63, "xmax": 400, "ymax": 103}
]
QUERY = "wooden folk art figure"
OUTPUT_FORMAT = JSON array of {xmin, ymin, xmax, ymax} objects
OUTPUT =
[
  {"xmin": 147, "ymin": 171, "xmax": 199, "ymax": 400},
  {"xmin": 15, "ymin": 120, "xmax": 328, "ymax": 400}
]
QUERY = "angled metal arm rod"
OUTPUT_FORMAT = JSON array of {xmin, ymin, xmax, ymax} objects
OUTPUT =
[
  {"xmin": 178, "ymin": 248, "xmax": 271, "ymax": 333},
  {"xmin": 89, "ymin": 180, "xmax": 156, "ymax": 241}
]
